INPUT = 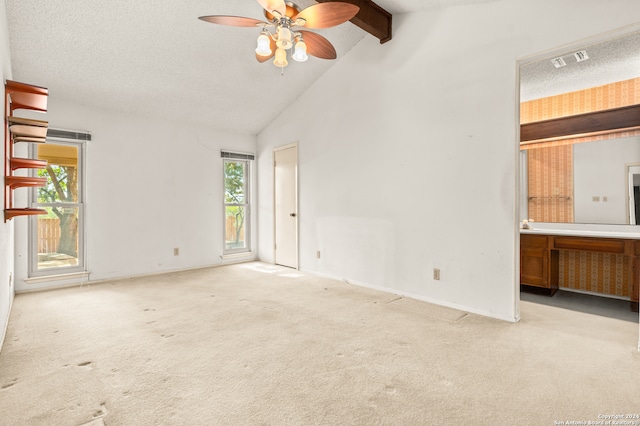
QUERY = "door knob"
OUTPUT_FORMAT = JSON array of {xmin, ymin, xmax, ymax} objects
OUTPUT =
[{"xmin": 290, "ymin": 213, "xmax": 297, "ymax": 217}]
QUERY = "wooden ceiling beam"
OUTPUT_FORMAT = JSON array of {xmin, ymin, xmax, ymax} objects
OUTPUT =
[{"xmin": 316, "ymin": 0, "xmax": 392, "ymax": 44}]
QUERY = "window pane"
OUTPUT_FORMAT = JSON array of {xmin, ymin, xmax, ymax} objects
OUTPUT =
[
  {"xmin": 225, "ymin": 206, "xmax": 247, "ymax": 250},
  {"xmin": 36, "ymin": 144, "xmax": 79, "ymax": 203},
  {"xmin": 36, "ymin": 206, "xmax": 80, "ymax": 270},
  {"xmin": 224, "ymin": 161, "xmax": 246, "ymax": 204}
]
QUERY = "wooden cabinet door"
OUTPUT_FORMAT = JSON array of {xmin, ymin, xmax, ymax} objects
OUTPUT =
[
  {"xmin": 521, "ymin": 235, "xmax": 549, "ymax": 288},
  {"xmin": 521, "ymin": 247, "xmax": 548, "ymax": 287}
]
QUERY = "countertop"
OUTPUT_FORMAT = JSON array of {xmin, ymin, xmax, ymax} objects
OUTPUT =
[{"xmin": 520, "ymin": 224, "xmax": 640, "ymax": 239}]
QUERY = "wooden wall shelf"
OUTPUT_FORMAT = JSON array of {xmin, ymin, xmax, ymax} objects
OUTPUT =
[
  {"xmin": 12, "ymin": 136, "xmax": 46, "ymax": 144},
  {"xmin": 7, "ymin": 116, "xmax": 48, "ymax": 127},
  {"xmin": 4, "ymin": 80, "xmax": 49, "ymax": 221},
  {"xmin": 5, "ymin": 80, "xmax": 48, "ymax": 112},
  {"xmin": 5, "ymin": 176, "xmax": 47, "ymax": 189},
  {"xmin": 9, "ymin": 124, "xmax": 48, "ymax": 139},
  {"xmin": 4, "ymin": 208, "xmax": 48, "ymax": 220},
  {"xmin": 10, "ymin": 157, "xmax": 48, "ymax": 170}
]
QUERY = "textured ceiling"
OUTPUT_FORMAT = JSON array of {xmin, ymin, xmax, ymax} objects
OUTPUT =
[
  {"xmin": 373, "ymin": 0, "xmax": 498, "ymax": 14},
  {"xmin": 520, "ymin": 30, "xmax": 640, "ymax": 101},
  {"xmin": 7, "ymin": 1, "xmax": 636, "ymax": 135},
  {"xmin": 5, "ymin": 0, "xmax": 505, "ymax": 135},
  {"xmin": 5, "ymin": 0, "xmax": 366, "ymax": 135}
]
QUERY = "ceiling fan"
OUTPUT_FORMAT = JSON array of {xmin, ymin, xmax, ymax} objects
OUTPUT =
[{"xmin": 198, "ymin": 0, "xmax": 360, "ymax": 69}]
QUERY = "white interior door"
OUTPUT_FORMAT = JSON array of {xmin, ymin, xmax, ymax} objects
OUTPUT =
[{"xmin": 274, "ymin": 145, "xmax": 298, "ymax": 268}]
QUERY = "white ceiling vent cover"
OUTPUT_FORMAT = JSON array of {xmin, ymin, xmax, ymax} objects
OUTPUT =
[{"xmin": 574, "ymin": 50, "xmax": 589, "ymax": 62}]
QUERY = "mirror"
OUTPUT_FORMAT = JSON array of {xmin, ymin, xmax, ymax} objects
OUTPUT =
[{"xmin": 519, "ymin": 29, "xmax": 640, "ymax": 225}]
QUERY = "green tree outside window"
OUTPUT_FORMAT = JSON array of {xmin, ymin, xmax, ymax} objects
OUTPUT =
[
  {"xmin": 37, "ymin": 164, "xmax": 78, "ymax": 257},
  {"xmin": 224, "ymin": 160, "xmax": 248, "ymax": 250}
]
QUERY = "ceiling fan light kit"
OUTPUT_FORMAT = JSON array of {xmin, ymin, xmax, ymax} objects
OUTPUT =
[
  {"xmin": 274, "ymin": 47, "xmax": 289, "ymax": 68},
  {"xmin": 199, "ymin": 0, "xmax": 359, "ymax": 72},
  {"xmin": 276, "ymin": 26, "xmax": 293, "ymax": 50},
  {"xmin": 292, "ymin": 39, "xmax": 308, "ymax": 62},
  {"xmin": 255, "ymin": 31, "xmax": 273, "ymax": 56}
]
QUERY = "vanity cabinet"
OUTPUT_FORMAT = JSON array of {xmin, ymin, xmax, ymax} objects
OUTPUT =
[
  {"xmin": 520, "ymin": 234, "xmax": 558, "ymax": 295},
  {"xmin": 520, "ymin": 233, "xmax": 639, "ymax": 311}
]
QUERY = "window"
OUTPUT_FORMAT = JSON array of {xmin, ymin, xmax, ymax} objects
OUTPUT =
[
  {"xmin": 30, "ymin": 135, "xmax": 87, "ymax": 276},
  {"xmin": 222, "ymin": 152, "xmax": 253, "ymax": 254}
]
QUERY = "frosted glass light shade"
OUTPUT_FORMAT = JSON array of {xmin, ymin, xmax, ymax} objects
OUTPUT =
[
  {"xmin": 292, "ymin": 40, "xmax": 308, "ymax": 62},
  {"xmin": 276, "ymin": 27, "xmax": 292, "ymax": 50},
  {"xmin": 273, "ymin": 47, "xmax": 288, "ymax": 67},
  {"xmin": 255, "ymin": 33, "xmax": 272, "ymax": 56}
]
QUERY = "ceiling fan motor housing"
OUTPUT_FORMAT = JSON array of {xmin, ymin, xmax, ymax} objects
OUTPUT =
[{"xmin": 264, "ymin": 2, "xmax": 302, "ymax": 21}]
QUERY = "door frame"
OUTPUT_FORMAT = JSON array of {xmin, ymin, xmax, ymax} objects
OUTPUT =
[
  {"xmin": 273, "ymin": 143, "xmax": 299, "ymax": 269},
  {"xmin": 626, "ymin": 163, "xmax": 640, "ymax": 225},
  {"xmin": 516, "ymin": 24, "xmax": 640, "ymax": 350}
]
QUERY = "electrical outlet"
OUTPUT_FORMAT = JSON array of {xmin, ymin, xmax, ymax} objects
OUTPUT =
[
  {"xmin": 433, "ymin": 268, "xmax": 441, "ymax": 280},
  {"xmin": 174, "ymin": 248, "xmax": 179, "ymax": 256},
  {"xmin": 316, "ymin": 250, "xmax": 321, "ymax": 259}
]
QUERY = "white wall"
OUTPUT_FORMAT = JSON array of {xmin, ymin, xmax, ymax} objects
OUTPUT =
[
  {"xmin": 0, "ymin": 0, "xmax": 13, "ymax": 351},
  {"xmin": 13, "ymin": 98, "xmax": 257, "ymax": 291},
  {"xmin": 574, "ymin": 136, "xmax": 640, "ymax": 224},
  {"xmin": 257, "ymin": 0, "xmax": 640, "ymax": 321}
]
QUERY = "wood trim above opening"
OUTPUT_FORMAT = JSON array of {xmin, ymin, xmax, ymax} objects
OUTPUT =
[{"xmin": 520, "ymin": 104, "xmax": 640, "ymax": 143}]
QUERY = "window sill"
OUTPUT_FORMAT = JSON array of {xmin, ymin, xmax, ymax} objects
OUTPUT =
[
  {"xmin": 221, "ymin": 252, "xmax": 256, "ymax": 261},
  {"xmin": 25, "ymin": 271, "xmax": 90, "ymax": 285}
]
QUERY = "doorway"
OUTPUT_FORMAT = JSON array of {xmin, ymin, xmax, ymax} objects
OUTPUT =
[
  {"xmin": 517, "ymin": 26, "xmax": 640, "ymax": 326},
  {"xmin": 273, "ymin": 144, "xmax": 298, "ymax": 269}
]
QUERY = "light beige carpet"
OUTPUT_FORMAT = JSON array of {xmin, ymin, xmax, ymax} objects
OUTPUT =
[{"xmin": 0, "ymin": 262, "xmax": 638, "ymax": 425}]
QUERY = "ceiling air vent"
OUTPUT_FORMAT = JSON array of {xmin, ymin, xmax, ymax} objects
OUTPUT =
[
  {"xmin": 573, "ymin": 50, "xmax": 589, "ymax": 62},
  {"xmin": 551, "ymin": 57, "xmax": 567, "ymax": 68}
]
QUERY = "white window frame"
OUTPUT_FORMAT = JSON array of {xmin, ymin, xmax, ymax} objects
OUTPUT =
[
  {"xmin": 28, "ymin": 136, "xmax": 87, "ymax": 277},
  {"xmin": 222, "ymin": 154, "xmax": 252, "ymax": 255}
]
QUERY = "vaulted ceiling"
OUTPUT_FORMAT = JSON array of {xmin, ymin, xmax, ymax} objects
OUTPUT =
[
  {"xmin": 4, "ymin": 0, "xmax": 503, "ymax": 135},
  {"xmin": 6, "ymin": 0, "xmax": 636, "ymax": 135}
]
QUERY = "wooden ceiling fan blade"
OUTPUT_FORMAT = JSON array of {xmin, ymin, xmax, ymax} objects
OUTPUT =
[
  {"xmin": 198, "ymin": 15, "xmax": 266, "ymax": 27},
  {"xmin": 256, "ymin": 37, "xmax": 277, "ymax": 63},
  {"xmin": 256, "ymin": 0, "xmax": 287, "ymax": 17},
  {"xmin": 294, "ymin": 3, "xmax": 359, "ymax": 29},
  {"xmin": 256, "ymin": 51, "xmax": 275, "ymax": 63},
  {"xmin": 299, "ymin": 31, "xmax": 336, "ymax": 60}
]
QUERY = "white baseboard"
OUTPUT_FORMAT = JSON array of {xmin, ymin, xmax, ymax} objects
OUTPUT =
[
  {"xmin": 0, "ymin": 291, "xmax": 14, "ymax": 355},
  {"xmin": 16, "ymin": 257, "xmax": 258, "ymax": 294},
  {"xmin": 300, "ymin": 268, "xmax": 520, "ymax": 323},
  {"xmin": 559, "ymin": 287, "xmax": 631, "ymax": 301}
]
